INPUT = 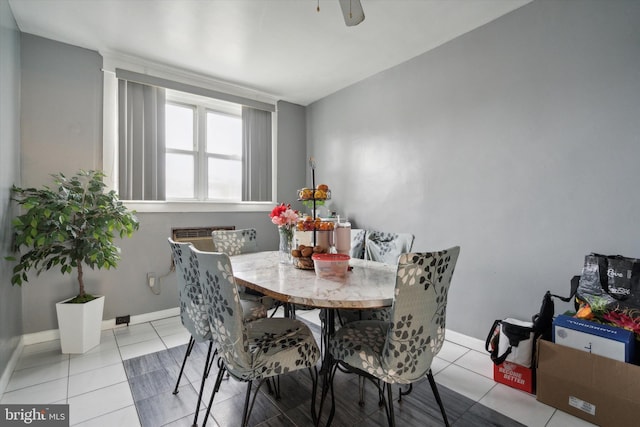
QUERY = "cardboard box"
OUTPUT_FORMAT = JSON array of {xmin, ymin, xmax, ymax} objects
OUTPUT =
[
  {"xmin": 537, "ymin": 339, "xmax": 640, "ymax": 427},
  {"xmin": 552, "ymin": 314, "xmax": 635, "ymax": 362},
  {"xmin": 493, "ymin": 361, "xmax": 534, "ymax": 394}
]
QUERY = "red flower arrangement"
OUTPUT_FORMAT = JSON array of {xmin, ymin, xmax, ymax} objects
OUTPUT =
[{"xmin": 269, "ymin": 203, "xmax": 299, "ymax": 227}]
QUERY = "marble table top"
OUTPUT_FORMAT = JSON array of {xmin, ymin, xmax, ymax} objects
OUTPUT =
[{"xmin": 231, "ymin": 251, "xmax": 397, "ymax": 309}]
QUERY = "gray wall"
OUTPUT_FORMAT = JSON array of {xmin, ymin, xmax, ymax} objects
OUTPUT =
[
  {"xmin": 18, "ymin": 34, "xmax": 305, "ymax": 333},
  {"xmin": 0, "ymin": 0, "xmax": 22, "ymax": 372},
  {"xmin": 306, "ymin": 0, "xmax": 640, "ymax": 340}
]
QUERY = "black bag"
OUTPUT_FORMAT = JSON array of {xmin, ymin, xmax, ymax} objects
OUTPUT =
[
  {"xmin": 576, "ymin": 253, "xmax": 640, "ymax": 310},
  {"xmin": 486, "ymin": 288, "xmax": 574, "ymax": 367},
  {"xmin": 531, "ymin": 291, "xmax": 555, "ymax": 341}
]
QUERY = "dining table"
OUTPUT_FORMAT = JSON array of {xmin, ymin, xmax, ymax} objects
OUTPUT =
[
  {"xmin": 231, "ymin": 250, "xmax": 397, "ymax": 311},
  {"xmin": 230, "ymin": 250, "xmax": 398, "ymax": 424}
]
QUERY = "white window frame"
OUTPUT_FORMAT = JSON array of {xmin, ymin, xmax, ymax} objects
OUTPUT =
[
  {"xmin": 101, "ymin": 54, "xmax": 278, "ymax": 213},
  {"xmin": 165, "ymin": 90, "xmax": 245, "ymax": 202}
]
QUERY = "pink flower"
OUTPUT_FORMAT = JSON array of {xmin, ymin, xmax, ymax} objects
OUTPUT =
[{"xmin": 269, "ymin": 203, "xmax": 299, "ymax": 227}]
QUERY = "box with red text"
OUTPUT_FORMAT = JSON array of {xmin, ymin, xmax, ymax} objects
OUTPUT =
[{"xmin": 493, "ymin": 361, "xmax": 534, "ymax": 394}]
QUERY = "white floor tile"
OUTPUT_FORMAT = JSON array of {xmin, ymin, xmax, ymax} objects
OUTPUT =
[
  {"xmin": 70, "ymin": 336, "xmax": 118, "ymax": 358},
  {"xmin": 152, "ymin": 319, "xmax": 186, "ymax": 338},
  {"xmin": 445, "ymin": 329, "xmax": 487, "ymax": 353},
  {"xmin": 479, "ymin": 383, "xmax": 554, "ymax": 427},
  {"xmin": 150, "ymin": 315, "xmax": 181, "ymax": 328},
  {"xmin": 69, "ymin": 347, "xmax": 122, "ymax": 376},
  {"xmin": 430, "ymin": 356, "xmax": 450, "ymax": 375},
  {"xmin": 436, "ymin": 340, "xmax": 469, "ymax": 363},
  {"xmin": 5, "ymin": 359, "xmax": 69, "ymax": 392},
  {"xmin": 68, "ymin": 363, "xmax": 128, "ymax": 397},
  {"xmin": 15, "ymin": 348, "xmax": 69, "ymax": 371},
  {"xmin": 433, "ymin": 363, "xmax": 496, "ymax": 402},
  {"xmin": 0, "ymin": 377, "xmax": 68, "ymax": 404},
  {"xmin": 118, "ymin": 337, "xmax": 166, "ymax": 360},
  {"xmin": 114, "ymin": 323, "xmax": 159, "ymax": 346},
  {"xmin": 546, "ymin": 408, "xmax": 598, "ymax": 427},
  {"xmin": 20, "ymin": 339, "xmax": 62, "ymax": 356},
  {"xmin": 453, "ymin": 349, "xmax": 493, "ymax": 379},
  {"xmin": 67, "ymin": 381, "xmax": 134, "ymax": 425},
  {"xmin": 160, "ymin": 330, "xmax": 191, "ymax": 349},
  {"xmin": 71, "ymin": 405, "xmax": 140, "ymax": 427}
]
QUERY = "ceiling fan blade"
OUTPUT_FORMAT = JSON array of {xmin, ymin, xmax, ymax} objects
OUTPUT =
[{"xmin": 338, "ymin": 0, "xmax": 365, "ymax": 27}]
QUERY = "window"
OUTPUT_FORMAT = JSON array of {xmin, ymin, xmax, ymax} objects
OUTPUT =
[
  {"xmin": 113, "ymin": 68, "xmax": 275, "ymax": 207},
  {"xmin": 165, "ymin": 92, "xmax": 243, "ymax": 201}
]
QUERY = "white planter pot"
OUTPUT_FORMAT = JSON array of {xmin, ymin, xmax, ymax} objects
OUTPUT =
[{"xmin": 55, "ymin": 295, "xmax": 105, "ymax": 354}]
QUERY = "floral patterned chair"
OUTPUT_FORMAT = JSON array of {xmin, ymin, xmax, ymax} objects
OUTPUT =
[
  {"xmin": 364, "ymin": 230, "xmax": 415, "ymax": 265},
  {"xmin": 190, "ymin": 247, "xmax": 320, "ymax": 427},
  {"xmin": 327, "ymin": 247, "xmax": 460, "ymax": 427},
  {"xmin": 211, "ymin": 228, "xmax": 258, "ymax": 255},
  {"xmin": 168, "ymin": 238, "xmax": 267, "ymax": 427},
  {"xmin": 338, "ymin": 230, "xmax": 415, "ymax": 325},
  {"xmin": 349, "ymin": 228, "xmax": 366, "ymax": 260},
  {"xmin": 212, "ymin": 228, "xmax": 275, "ymax": 311}
]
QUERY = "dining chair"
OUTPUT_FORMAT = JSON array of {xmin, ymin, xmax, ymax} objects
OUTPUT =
[
  {"xmin": 350, "ymin": 228, "xmax": 366, "ymax": 260},
  {"xmin": 338, "ymin": 230, "xmax": 415, "ymax": 325},
  {"xmin": 168, "ymin": 238, "xmax": 267, "ymax": 427},
  {"xmin": 364, "ymin": 230, "xmax": 415, "ymax": 265},
  {"xmin": 211, "ymin": 228, "xmax": 258, "ymax": 255},
  {"xmin": 189, "ymin": 247, "xmax": 321, "ymax": 427},
  {"xmin": 326, "ymin": 247, "xmax": 460, "ymax": 427},
  {"xmin": 212, "ymin": 228, "xmax": 275, "ymax": 313}
]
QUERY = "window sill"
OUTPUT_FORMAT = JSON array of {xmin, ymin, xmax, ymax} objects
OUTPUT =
[{"xmin": 123, "ymin": 201, "xmax": 274, "ymax": 213}]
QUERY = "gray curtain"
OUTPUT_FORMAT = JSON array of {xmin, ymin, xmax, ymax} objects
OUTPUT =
[
  {"xmin": 118, "ymin": 80, "xmax": 166, "ymax": 200},
  {"xmin": 242, "ymin": 106, "xmax": 272, "ymax": 201}
]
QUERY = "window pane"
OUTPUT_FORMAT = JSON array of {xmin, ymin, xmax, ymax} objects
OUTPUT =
[
  {"xmin": 208, "ymin": 158, "xmax": 241, "ymax": 200},
  {"xmin": 166, "ymin": 153, "xmax": 194, "ymax": 198},
  {"xmin": 166, "ymin": 104, "xmax": 194, "ymax": 150},
  {"xmin": 207, "ymin": 112, "xmax": 241, "ymax": 155}
]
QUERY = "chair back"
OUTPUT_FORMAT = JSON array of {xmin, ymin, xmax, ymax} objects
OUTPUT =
[
  {"xmin": 212, "ymin": 228, "xmax": 258, "ymax": 256},
  {"xmin": 382, "ymin": 247, "xmax": 460, "ymax": 382},
  {"xmin": 168, "ymin": 238, "xmax": 211, "ymax": 341},
  {"xmin": 350, "ymin": 229, "xmax": 366, "ymax": 259},
  {"xmin": 189, "ymin": 247, "xmax": 252, "ymax": 372},
  {"xmin": 364, "ymin": 231, "xmax": 415, "ymax": 265}
]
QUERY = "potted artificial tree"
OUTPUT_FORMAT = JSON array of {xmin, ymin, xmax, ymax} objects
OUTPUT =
[{"xmin": 6, "ymin": 170, "xmax": 139, "ymax": 353}]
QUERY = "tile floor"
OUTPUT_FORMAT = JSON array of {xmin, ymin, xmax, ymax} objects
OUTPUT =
[{"xmin": 1, "ymin": 309, "xmax": 596, "ymax": 427}]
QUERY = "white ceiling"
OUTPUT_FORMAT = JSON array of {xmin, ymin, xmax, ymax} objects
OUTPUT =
[{"xmin": 8, "ymin": 0, "xmax": 531, "ymax": 106}]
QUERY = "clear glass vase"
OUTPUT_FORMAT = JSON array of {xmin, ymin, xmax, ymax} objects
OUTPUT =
[{"xmin": 278, "ymin": 226, "xmax": 293, "ymax": 264}]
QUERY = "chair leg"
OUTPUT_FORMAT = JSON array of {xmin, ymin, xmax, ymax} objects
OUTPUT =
[
  {"xmin": 385, "ymin": 382, "xmax": 396, "ymax": 427},
  {"xmin": 427, "ymin": 369, "xmax": 450, "ymax": 427},
  {"xmin": 192, "ymin": 341, "xmax": 214, "ymax": 427},
  {"xmin": 325, "ymin": 363, "xmax": 339, "ymax": 427},
  {"xmin": 173, "ymin": 336, "xmax": 195, "ymax": 394},
  {"xmin": 241, "ymin": 381, "xmax": 253, "ymax": 427},
  {"xmin": 358, "ymin": 375, "xmax": 365, "ymax": 406},
  {"xmin": 309, "ymin": 367, "xmax": 319, "ymax": 426},
  {"xmin": 202, "ymin": 361, "xmax": 226, "ymax": 427},
  {"xmin": 398, "ymin": 383, "xmax": 413, "ymax": 402},
  {"xmin": 270, "ymin": 301, "xmax": 283, "ymax": 317}
]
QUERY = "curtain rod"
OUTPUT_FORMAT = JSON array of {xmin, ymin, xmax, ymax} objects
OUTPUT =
[{"xmin": 115, "ymin": 68, "xmax": 276, "ymax": 113}]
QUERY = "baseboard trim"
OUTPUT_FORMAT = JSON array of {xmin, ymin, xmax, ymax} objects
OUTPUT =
[
  {"xmin": 22, "ymin": 307, "xmax": 181, "ymax": 346},
  {"xmin": 0, "ymin": 336, "xmax": 24, "ymax": 397},
  {"xmin": 446, "ymin": 328, "xmax": 486, "ymax": 353}
]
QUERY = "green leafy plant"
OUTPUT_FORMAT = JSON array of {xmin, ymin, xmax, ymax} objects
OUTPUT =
[{"xmin": 6, "ymin": 170, "xmax": 139, "ymax": 302}]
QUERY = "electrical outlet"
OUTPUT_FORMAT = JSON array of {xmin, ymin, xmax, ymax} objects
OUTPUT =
[
  {"xmin": 115, "ymin": 315, "xmax": 130, "ymax": 325},
  {"xmin": 147, "ymin": 272, "xmax": 156, "ymax": 287}
]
